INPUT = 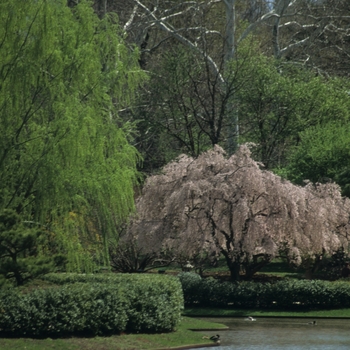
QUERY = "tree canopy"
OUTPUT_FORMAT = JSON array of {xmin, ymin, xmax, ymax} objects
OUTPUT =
[
  {"xmin": 126, "ymin": 144, "xmax": 350, "ymax": 280},
  {"xmin": 281, "ymin": 120, "xmax": 350, "ymax": 197},
  {"xmin": 237, "ymin": 56, "xmax": 350, "ymax": 170},
  {"xmin": 0, "ymin": 0, "xmax": 145, "ymax": 270}
]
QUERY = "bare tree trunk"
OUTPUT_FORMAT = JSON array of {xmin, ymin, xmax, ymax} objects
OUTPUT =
[
  {"xmin": 224, "ymin": 0, "xmax": 238, "ymax": 154},
  {"xmin": 272, "ymin": 0, "xmax": 290, "ymax": 58},
  {"xmin": 222, "ymin": 251, "xmax": 241, "ymax": 281},
  {"xmin": 95, "ymin": 0, "xmax": 108, "ymax": 18},
  {"xmin": 304, "ymin": 253, "xmax": 324, "ymax": 280},
  {"xmin": 227, "ymin": 260, "xmax": 241, "ymax": 281},
  {"xmin": 224, "ymin": 0, "xmax": 236, "ymax": 62},
  {"xmin": 244, "ymin": 256, "xmax": 269, "ymax": 279}
]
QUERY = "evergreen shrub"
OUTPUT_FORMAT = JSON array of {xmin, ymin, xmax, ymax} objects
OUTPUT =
[
  {"xmin": 0, "ymin": 274, "xmax": 183, "ymax": 336},
  {"xmin": 179, "ymin": 274, "xmax": 350, "ymax": 309},
  {"xmin": 178, "ymin": 272, "xmax": 202, "ymax": 304},
  {"xmin": 41, "ymin": 272, "xmax": 131, "ymax": 285}
]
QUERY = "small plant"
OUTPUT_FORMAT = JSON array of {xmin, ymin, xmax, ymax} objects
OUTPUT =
[{"xmin": 109, "ymin": 235, "xmax": 175, "ymax": 273}]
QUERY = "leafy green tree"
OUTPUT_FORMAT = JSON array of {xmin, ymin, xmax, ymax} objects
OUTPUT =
[
  {"xmin": 0, "ymin": 0, "xmax": 145, "ymax": 270},
  {"xmin": 280, "ymin": 120, "xmax": 350, "ymax": 197},
  {"xmin": 0, "ymin": 209, "xmax": 64, "ymax": 286},
  {"xmin": 134, "ymin": 44, "xmax": 224, "ymax": 173},
  {"xmin": 237, "ymin": 56, "xmax": 350, "ymax": 170}
]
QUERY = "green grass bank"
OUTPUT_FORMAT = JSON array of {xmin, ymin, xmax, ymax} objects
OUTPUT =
[{"xmin": 0, "ymin": 317, "xmax": 227, "ymax": 350}]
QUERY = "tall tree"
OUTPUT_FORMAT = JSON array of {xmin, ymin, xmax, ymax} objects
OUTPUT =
[
  {"xmin": 236, "ymin": 56, "xmax": 350, "ymax": 169},
  {"xmin": 126, "ymin": 144, "xmax": 350, "ymax": 280},
  {"xmin": 281, "ymin": 119, "xmax": 350, "ymax": 197},
  {"xmin": 90, "ymin": 0, "xmax": 350, "ymax": 173},
  {"xmin": 133, "ymin": 41, "xmax": 241, "ymax": 172},
  {"xmin": 0, "ymin": 0, "xmax": 145, "ymax": 270},
  {"xmin": 132, "ymin": 0, "xmax": 285, "ymax": 152},
  {"xmin": 266, "ymin": 0, "xmax": 350, "ymax": 76}
]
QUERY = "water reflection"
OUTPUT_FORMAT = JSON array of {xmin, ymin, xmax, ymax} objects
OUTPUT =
[{"xmin": 196, "ymin": 317, "xmax": 350, "ymax": 350}]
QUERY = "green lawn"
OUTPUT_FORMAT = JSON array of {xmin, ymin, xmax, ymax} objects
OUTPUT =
[{"xmin": 0, "ymin": 317, "xmax": 228, "ymax": 350}]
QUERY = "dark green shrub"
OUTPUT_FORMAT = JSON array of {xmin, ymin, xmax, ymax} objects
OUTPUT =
[
  {"xmin": 0, "ymin": 274, "xmax": 184, "ymax": 336},
  {"xmin": 177, "ymin": 272, "xmax": 202, "ymax": 305},
  {"xmin": 197, "ymin": 277, "xmax": 234, "ymax": 307},
  {"xmin": 0, "ymin": 283, "xmax": 129, "ymax": 336},
  {"xmin": 125, "ymin": 276, "xmax": 183, "ymax": 332},
  {"xmin": 41, "ymin": 272, "xmax": 147, "ymax": 285},
  {"xmin": 230, "ymin": 281, "xmax": 261, "ymax": 308},
  {"xmin": 41, "ymin": 273, "xmax": 115, "ymax": 285},
  {"xmin": 178, "ymin": 276, "xmax": 350, "ymax": 310},
  {"xmin": 42, "ymin": 272, "xmax": 184, "ymax": 331},
  {"xmin": 0, "ymin": 210, "xmax": 65, "ymax": 286}
]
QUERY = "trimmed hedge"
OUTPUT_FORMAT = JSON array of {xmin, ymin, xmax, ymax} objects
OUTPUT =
[
  {"xmin": 178, "ymin": 272, "xmax": 350, "ymax": 310},
  {"xmin": 41, "ymin": 272, "xmax": 185, "ymax": 332},
  {"xmin": 0, "ymin": 274, "xmax": 183, "ymax": 336},
  {"xmin": 40, "ymin": 273, "xmax": 136, "ymax": 285}
]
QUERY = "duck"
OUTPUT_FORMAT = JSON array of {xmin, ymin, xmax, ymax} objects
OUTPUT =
[
  {"xmin": 210, "ymin": 334, "xmax": 220, "ymax": 342},
  {"xmin": 245, "ymin": 316, "xmax": 256, "ymax": 321},
  {"xmin": 202, "ymin": 334, "xmax": 220, "ymax": 344},
  {"xmin": 308, "ymin": 320, "xmax": 317, "ymax": 325}
]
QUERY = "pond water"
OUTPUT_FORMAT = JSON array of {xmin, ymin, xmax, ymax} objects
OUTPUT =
[{"xmin": 195, "ymin": 317, "xmax": 350, "ymax": 350}]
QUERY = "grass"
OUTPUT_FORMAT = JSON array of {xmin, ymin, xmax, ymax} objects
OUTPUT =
[
  {"xmin": 0, "ymin": 317, "xmax": 228, "ymax": 350},
  {"xmin": 184, "ymin": 307, "xmax": 350, "ymax": 318}
]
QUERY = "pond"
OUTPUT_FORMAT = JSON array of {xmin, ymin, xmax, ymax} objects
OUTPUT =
[{"xmin": 195, "ymin": 317, "xmax": 350, "ymax": 350}]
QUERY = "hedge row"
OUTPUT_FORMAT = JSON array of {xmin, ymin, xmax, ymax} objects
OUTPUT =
[
  {"xmin": 178, "ymin": 272, "xmax": 350, "ymax": 309},
  {"xmin": 40, "ymin": 272, "xmax": 143, "ymax": 285},
  {"xmin": 0, "ymin": 274, "xmax": 184, "ymax": 336}
]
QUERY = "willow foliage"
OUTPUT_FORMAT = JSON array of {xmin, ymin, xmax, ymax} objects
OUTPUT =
[{"xmin": 0, "ymin": 0, "xmax": 145, "ymax": 270}]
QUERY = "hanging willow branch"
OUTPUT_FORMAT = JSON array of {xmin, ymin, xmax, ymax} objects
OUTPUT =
[{"xmin": 0, "ymin": 0, "xmax": 146, "ymax": 271}]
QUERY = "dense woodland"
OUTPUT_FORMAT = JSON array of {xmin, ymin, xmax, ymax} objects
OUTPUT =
[{"xmin": 1, "ymin": 0, "xmax": 350, "ymax": 284}]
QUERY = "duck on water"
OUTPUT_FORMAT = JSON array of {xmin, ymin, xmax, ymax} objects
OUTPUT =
[{"xmin": 245, "ymin": 316, "xmax": 257, "ymax": 321}]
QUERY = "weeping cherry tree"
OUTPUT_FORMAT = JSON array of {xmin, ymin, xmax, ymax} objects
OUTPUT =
[{"xmin": 126, "ymin": 144, "xmax": 350, "ymax": 280}]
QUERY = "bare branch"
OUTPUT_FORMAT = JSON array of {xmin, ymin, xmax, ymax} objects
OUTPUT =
[
  {"xmin": 123, "ymin": 5, "xmax": 138, "ymax": 32},
  {"xmin": 133, "ymin": 0, "xmax": 225, "ymax": 84}
]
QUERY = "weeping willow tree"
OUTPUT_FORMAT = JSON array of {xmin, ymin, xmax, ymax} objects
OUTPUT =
[{"xmin": 0, "ymin": 0, "xmax": 145, "ymax": 271}]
